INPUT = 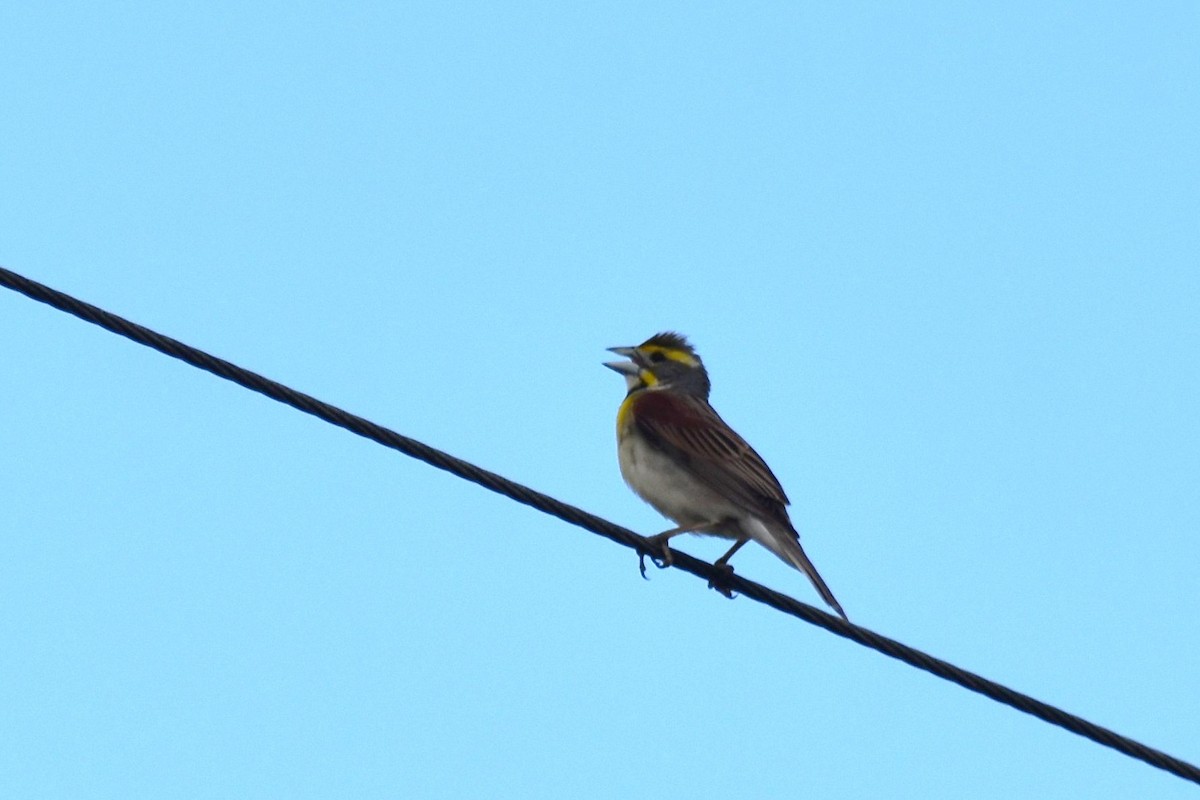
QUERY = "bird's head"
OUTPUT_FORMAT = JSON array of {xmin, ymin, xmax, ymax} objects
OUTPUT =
[{"xmin": 604, "ymin": 331, "xmax": 711, "ymax": 398}]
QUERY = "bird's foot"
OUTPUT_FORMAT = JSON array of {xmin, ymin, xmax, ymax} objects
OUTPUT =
[
  {"xmin": 637, "ymin": 534, "xmax": 674, "ymax": 579},
  {"xmin": 707, "ymin": 561, "xmax": 737, "ymax": 599}
]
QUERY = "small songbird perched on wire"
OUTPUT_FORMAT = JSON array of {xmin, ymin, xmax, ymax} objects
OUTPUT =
[{"xmin": 605, "ymin": 332, "xmax": 847, "ymax": 620}]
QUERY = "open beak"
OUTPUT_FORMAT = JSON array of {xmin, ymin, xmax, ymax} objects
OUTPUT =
[{"xmin": 604, "ymin": 346, "xmax": 641, "ymax": 376}]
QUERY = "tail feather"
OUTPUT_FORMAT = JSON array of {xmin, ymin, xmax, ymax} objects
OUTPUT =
[{"xmin": 761, "ymin": 525, "xmax": 848, "ymax": 621}]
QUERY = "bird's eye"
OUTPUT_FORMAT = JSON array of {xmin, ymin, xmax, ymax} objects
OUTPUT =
[{"xmin": 649, "ymin": 351, "xmax": 667, "ymax": 364}]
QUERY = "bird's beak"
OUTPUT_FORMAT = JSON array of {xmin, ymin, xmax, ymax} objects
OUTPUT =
[
  {"xmin": 604, "ymin": 359, "xmax": 641, "ymax": 376},
  {"xmin": 604, "ymin": 346, "xmax": 641, "ymax": 376}
]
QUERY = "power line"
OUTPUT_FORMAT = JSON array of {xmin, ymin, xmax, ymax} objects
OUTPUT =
[{"xmin": 3, "ymin": 264, "xmax": 1197, "ymax": 787}]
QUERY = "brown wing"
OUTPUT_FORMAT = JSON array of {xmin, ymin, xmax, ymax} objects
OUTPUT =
[{"xmin": 630, "ymin": 390, "xmax": 792, "ymax": 522}]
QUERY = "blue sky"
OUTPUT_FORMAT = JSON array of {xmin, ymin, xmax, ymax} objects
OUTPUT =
[{"xmin": 3, "ymin": 2, "xmax": 1198, "ymax": 797}]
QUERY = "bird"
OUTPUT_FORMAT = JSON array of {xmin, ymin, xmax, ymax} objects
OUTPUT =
[{"xmin": 605, "ymin": 332, "xmax": 847, "ymax": 620}]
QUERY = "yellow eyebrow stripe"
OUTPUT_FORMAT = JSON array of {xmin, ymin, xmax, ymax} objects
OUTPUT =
[{"xmin": 639, "ymin": 345, "xmax": 699, "ymax": 367}]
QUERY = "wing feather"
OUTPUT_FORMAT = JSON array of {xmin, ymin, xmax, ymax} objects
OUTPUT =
[{"xmin": 630, "ymin": 391, "xmax": 791, "ymax": 521}]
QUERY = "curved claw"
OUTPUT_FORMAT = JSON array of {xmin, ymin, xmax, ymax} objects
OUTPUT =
[
  {"xmin": 707, "ymin": 562, "xmax": 738, "ymax": 599},
  {"xmin": 637, "ymin": 539, "xmax": 673, "ymax": 579}
]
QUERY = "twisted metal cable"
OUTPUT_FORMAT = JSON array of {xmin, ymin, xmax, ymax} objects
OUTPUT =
[{"xmin": 3, "ymin": 264, "xmax": 1197, "ymax": 786}]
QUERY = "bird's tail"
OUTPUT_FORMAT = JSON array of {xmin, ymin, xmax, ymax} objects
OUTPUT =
[{"xmin": 760, "ymin": 524, "xmax": 848, "ymax": 621}]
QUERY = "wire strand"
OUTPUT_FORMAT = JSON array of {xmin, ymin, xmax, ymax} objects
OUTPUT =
[{"xmin": 3, "ymin": 264, "xmax": 1197, "ymax": 786}]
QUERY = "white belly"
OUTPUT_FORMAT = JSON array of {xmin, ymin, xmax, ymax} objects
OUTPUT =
[{"xmin": 618, "ymin": 434, "xmax": 742, "ymax": 538}]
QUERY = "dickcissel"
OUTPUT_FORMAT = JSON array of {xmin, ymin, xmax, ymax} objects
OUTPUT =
[{"xmin": 605, "ymin": 332, "xmax": 847, "ymax": 620}]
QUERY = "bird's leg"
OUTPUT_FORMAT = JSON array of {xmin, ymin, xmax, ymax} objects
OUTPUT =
[
  {"xmin": 638, "ymin": 523, "xmax": 718, "ymax": 578},
  {"xmin": 708, "ymin": 538, "xmax": 748, "ymax": 598},
  {"xmin": 639, "ymin": 526, "xmax": 690, "ymax": 577},
  {"xmin": 646, "ymin": 526, "xmax": 691, "ymax": 565},
  {"xmin": 714, "ymin": 538, "xmax": 748, "ymax": 567}
]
